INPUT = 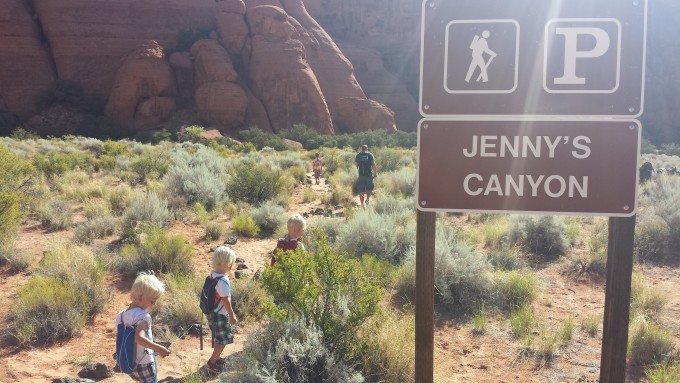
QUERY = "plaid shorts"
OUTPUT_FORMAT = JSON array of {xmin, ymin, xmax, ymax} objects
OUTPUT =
[
  {"xmin": 209, "ymin": 312, "xmax": 234, "ymax": 345},
  {"xmin": 129, "ymin": 361, "xmax": 157, "ymax": 383}
]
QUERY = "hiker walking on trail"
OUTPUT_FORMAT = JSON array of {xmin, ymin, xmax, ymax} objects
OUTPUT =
[
  {"xmin": 465, "ymin": 30, "xmax": 496, "ymax": 83},
  {"xmin": 354, "ymin": 144, "xmax": 377, "ymax": 209},
  {"xmin": 312, "ymin": 152, "xmax": 324, "ymax": 185}
]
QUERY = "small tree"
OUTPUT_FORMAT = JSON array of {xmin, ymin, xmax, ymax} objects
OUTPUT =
[{"xmin": 261, "ymin": 231, "xmax": 383, "ymax": 353}]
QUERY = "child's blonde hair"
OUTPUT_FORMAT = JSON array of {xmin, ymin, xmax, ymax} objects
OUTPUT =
[
  {"xmin": 130, "ymin": 273, "xmax": 165, "ymax": 300},
  {"xmin": 212, "ymin": 245, "xmax": 236, "ymax": 268},
  {"xmin": 287, "ymin": 214, "xmax": 307, "ymax": 233}
]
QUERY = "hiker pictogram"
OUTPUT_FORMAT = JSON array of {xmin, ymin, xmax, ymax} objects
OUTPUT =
[{"xmin": 465, "ymin": 30, "xmax": 497, "ymax": 83}]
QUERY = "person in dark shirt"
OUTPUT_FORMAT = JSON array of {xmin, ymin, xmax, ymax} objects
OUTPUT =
[{"xmin": 354, "ymin": 145, "xmax": 378, "ymax": 208}]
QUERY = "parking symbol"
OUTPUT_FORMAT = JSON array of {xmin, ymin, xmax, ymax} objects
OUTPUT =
[
  {"xmin": 543, "ymin": 19, "xmax": 621, "ymax": 93},
  {"xmin": 444, "ymin": 19, "xmax": 519, "ymax": 94}
]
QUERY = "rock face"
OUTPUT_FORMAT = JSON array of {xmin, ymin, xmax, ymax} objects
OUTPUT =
[
  {"xmin": 105, "ymin": 41, "xmax": 177, "ymax": 129},
  {"xmin": 0, "ymin": 0, "xmax": 56, "ymax": 119},
  {"xmin": 1, "ymin": 0, "xmax": 405, "ymax": 136},
  {"xmin": 32, "ymin": 0, "xmax": 216, "ymax": 98}
]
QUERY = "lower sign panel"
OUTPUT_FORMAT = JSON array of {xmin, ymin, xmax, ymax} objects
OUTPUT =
[{"xmin": 417, "ymin": 120, "xmax": 640, "ymax": 216}]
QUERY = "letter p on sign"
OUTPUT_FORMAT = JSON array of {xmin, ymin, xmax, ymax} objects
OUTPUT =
[{"xmin": 543, "ymin": 19, "xmax": 621, "ymax": 93}]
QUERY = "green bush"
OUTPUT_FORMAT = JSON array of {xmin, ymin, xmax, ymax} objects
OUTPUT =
[
  {"xmin": 163, "ymin": 147, "xmax": 228, "ymax": 211},
  {"xmin": 337, "ymin": 209, "xmax": 416, "ymax": 264},
  {"xmin": 510, "ymin": 304, "xmax": 536, "ymax": 339},
  {"xmin": 231, "ymin": 214, "xmax": 260, "ymax": 237},
  {"xmin": 204, "ymin": 222, "xmax": 224, "ymax": 242},
  {"xmin": 495, "ymin": 270, "xmax": 539, "ymax": 310},
  {"xmin": 0, "ymin": 244, "xmax": 32, "ymax": 272},
  {"xmin": 638, "ymin": 176, "xmax": 680, "ymax": 261},
  {"xmin": 10, "ymin": 276, "xmax": 89, "ymax": 346},
  {"xmin": 131, "ymin": 145, "xmax": 173, "ymax": 181},
  {"xmin": 221, "ymin": 319, "xmax": 364, "ymax": 383},
  {"xmin": 122, "ymin": 192, "xmax": 171, "ymax": 240},
  {"xmin": 157, "ymin": 273, "xmax": 203, "ymax": 335},
  {"xmin": 232, "ymin": 277, "xmax": 274, "ymax": 322},
  {"xmin": 250, "ymin": 200, "xmax": 286, "ymax": 236},
  {"xmin": 238, "ymin": 127, "xmax": 289, "ymax": 151},
  {"xmin": 0, "ymin": 145, "xmax": 34, "ymax": 241},
  {"xmin": 635, "ymin": 215, "xmax": 671, "ymax": 263},
  {"xmin": 645, "ymin": 360, "xmax": 680, "ymax": 382},
  {"xmin": 630, "ymin": 273, "xmax": 667, "ymax": 320},
  {"xmin": 35, "ymin": 199, "xmax": 72, "ymax": 231},
  {"xmin": 405, "ymin": 224, "xmax": 492, "ymax": 314},
  {"xmin": 628, "ymin": 316, "xmax": 674, "ymax": 367},
  {"xmin": 508, "ymin": 215, "xmax": 568, "ymax": 259},
  {"xmin": 118, "ymin": 229, "xmax": 194, "ymax": 276},
  {"xmin": 261, "ymin": 234, "xmax": 383, "ymax": 354},
  {"xmin": 38, "ymin": 243, "xmax": 108, "ymax": 316},
  {"xmin": 226, "ymin": 160, "xmax": 286, "ymax": 206},
  {"xmin": 74, "ymin": 216, "xmax": 118, "ymax": 244},
  {"xmin": 355, "ymin": 310, "xmax": 415, "ymax": 383},
  {"xmin": 33, "ymin": 151, "xmax": 94, "ymax": 177},
  {"xmin": 376, "ymin": 168, "xmax": 416, "ymax": 197}
]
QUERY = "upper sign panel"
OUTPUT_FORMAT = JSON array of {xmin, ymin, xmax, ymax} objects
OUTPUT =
[{"xmin": 420, "ymin": 0, "xmax": 647, "ymax": 118}]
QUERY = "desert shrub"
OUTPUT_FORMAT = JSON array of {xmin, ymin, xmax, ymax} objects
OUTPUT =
[
  {"xmin": 0, "ymin": 244, "xmax": 33, "ymax": 272},
  {"xmin": 634, "ymin": 215, "xmax": 670, "ymax": 263},
  {"xmin": 377, "ymin": 168, "xmax": 416, "ymax": 197},
  {"xmin": 122, "ymin": 191, "xmax": 171, "ymax": 240},
  {"xmin": 163, "ymin": 147, "xmax": 229, "ymax": 211},
  {"xmin": 355, "ymin": 310, "xmax": 415, "ymax": 383},
  {"xmin": 645, "ymin": 360, "xmax": 680, "ymax": 382},
  {"xmin": 321, "ymin": 148, "xmax": 355, "ymax": 175},
  {"xmin": 226, "ymin": 160, "xmax": 287, "ymax": 206},
  {"xmin": 38, "ymin": 243, "xmax": 108, "ymax": 316},
  {"xmin": 35, "ymin": 199, "xmax": 72, "ymax": 231},
  {"xmin": 33, "ymin": 151, "xmax": 95, "ymax": 177},
  {"xmin": 371, "ymin": 195, "xmax": 414, "ymax": 216},
  {"xmin": 508, "ymin": 215, "xmax": 568, "ymax": 259},
  {"xmin": 638, "ymin": 176, "xmax": 680, "ymax": 260},
  {"xmin": 337, "ymin": 210, "xmax": 415, "ymax": 264},
  {"xmin": 220, "ymin": 318, "xmax": 364, "ymax": 383},
  {"xmin": 494, "ymin": 270, "xmax": 539, "ymax": 310},
  {"xmin": 74, "ymin": 216, "xmax": 118, "ymax": 244},
  {"xmin": 231, "ymin": 214, "xmax": 260, "ymax": 237},
  {"xmin": 304, "ymin": 218, "xmax": 343, "ymax": 254},
  {"xmin": 630, "ymin": 273, "xmax": 667, "ymax": 320},
  {"xmin": 359, "ymin": 254, "xmax": 400, "ymax": 288},
  {"xmin": 261, "ymin": 234, "xmax": 383, "ymax": 355},
  {"xmin": 326, "ymin": 186, "xmax": 355, "ymax": 206},
  {"xmin": 288, "ymin": 166, "xmax": 307, "ymax": 183},
  {"xmin": 232, "ymin": 277, "xmax": 273, "ymax": 322},
  {"xmin": 581, "ymin": 314, "xmax": 601, "ymax": 337},
  {"xmin": 238, "ymin": 127, "xmax": 290, "ymax": 150},
  {"xmin": 83, "ymin": 198, "xmax": 112, "ymax": 219},
  {"xmin": 0, "ymin": 145, "xmax": 34, "ymax": 241},
  {"xmin": 130, "ymin": 145, "xmax": 173, "ymax": 181},
  {"xmin": 204, "ymin": 222, "xmax": 225, "ymax": 242},
  {"xmin": 372, "ymin": 148, "xmax": 413, "ymax": 173},
  {"xmin": 157, "ymin": 273, "xmax": 203, "ymax": 336},
  {"xmin": 534, "ymin": 326, "xmax": 558, "ymax": 362},
  {"xmin": 108, "ymin": 184, "xmax": 133, "ymax": 216},
  {"xmin": 487, "ymin": 245, "xmax": 527, "ymax": 271},
  {"xmin": 118, "ymin": 229, "xmax": 193, "ymax": 276},
  {"xmin": 251, "ymin": 200, "xmax": 286, "ymax": 236},
  {"xmin": 10, "ymin": 277, "xmax": 89, "ymax": 346},
  {"xmin": 510, "ymin": 304, "xmax": 536, "ymax": 338},
  {"xmin": 404, "ymin": 224, "xmax": 492, "ymax": 314},
  {"xmin": 628, "ymin": 316, "xmax": 674, "ymax": 367}
]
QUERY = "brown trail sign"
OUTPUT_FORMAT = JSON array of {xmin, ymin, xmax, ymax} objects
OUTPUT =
[{"xmin": 415, "ymin": 0, "xmax": 647, "ymax": 382}]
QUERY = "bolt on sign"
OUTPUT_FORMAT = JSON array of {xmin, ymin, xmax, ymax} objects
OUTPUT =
[
  {"xmin": 419, "ymin": 0, "xmax": 647, "ymax": 118},
  {"xmin": 416, "ymin": 120, "xmax": 640, "ymax": 216}
]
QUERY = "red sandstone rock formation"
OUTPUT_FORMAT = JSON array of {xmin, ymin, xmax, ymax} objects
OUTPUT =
[
  {"xmin": 215, "ymin": 0, "xmax": 249, "ymax": 57},
  {"xmin": 332, "ymin": 97, "xmax": 396, "ymax": 133},
  {"xmin": 32, "ymin": 0, "xmax": 216, "ymax": 98},
  {"xmin": 245, "ymin": 5, "xmax": 334, "ymax": 134},
  {"xmin": 0, "ymin": 0, "xmax": 56, "ymax": 119},
  {"xmin": 105, "ymin": 41, "xmax": 177, "ymax": 129}
]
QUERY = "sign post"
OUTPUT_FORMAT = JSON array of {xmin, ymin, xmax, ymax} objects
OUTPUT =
[{"xmin": 416, "ymin": 0, "xmax": 647, "ymax": 382}]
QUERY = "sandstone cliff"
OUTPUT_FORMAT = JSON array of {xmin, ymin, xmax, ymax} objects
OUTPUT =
[{"xmin": 0, "ymin": 0, "xmax": 402, "ymax": 137}]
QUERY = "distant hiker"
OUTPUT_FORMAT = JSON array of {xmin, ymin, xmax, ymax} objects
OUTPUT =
[
  {"xmin": 312, "ymin": 152, "xmax": 324, "ymax": 185},
  {"xmin": 115, "ymin": 273, "xmax": 170, "ymax": 383},
  {"xmin": 465, "ymin": 30, "xmax": 497, "ymax": 83},
  {"xmin": 271, "ymin": 214, "xmax": 306, "ymax": 266},
  {"xmin": 203, "ymin": 245, "xmax": 238, "ymax": 373},
  {"xmin": 639, "ymin": 161, "xmax": 654, "ymax": 184},
  {"xmin": 354, "ymin": 144, "xmax": 378, "ymax": 208}
]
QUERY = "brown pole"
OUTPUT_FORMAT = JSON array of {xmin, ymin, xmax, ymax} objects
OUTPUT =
[
  {"xmin": 599, "ymin": 215, "xmax": 636, "ymax": 383},
  {"xmin": 415, "ymin": 210, "xmax": 436, "ymax": 383}
]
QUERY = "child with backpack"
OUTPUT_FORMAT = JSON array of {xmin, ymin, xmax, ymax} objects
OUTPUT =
[
  {"xmin": 202, "ymin": 245, "xmax": 238, "ymax": 372},
  {"xmin": 115, "ymin": 273, "xmax": 170, "ymax": 383},
  {"xmin": 270, "ymin": 214, "xmax": 306, "ymax": 266}
]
